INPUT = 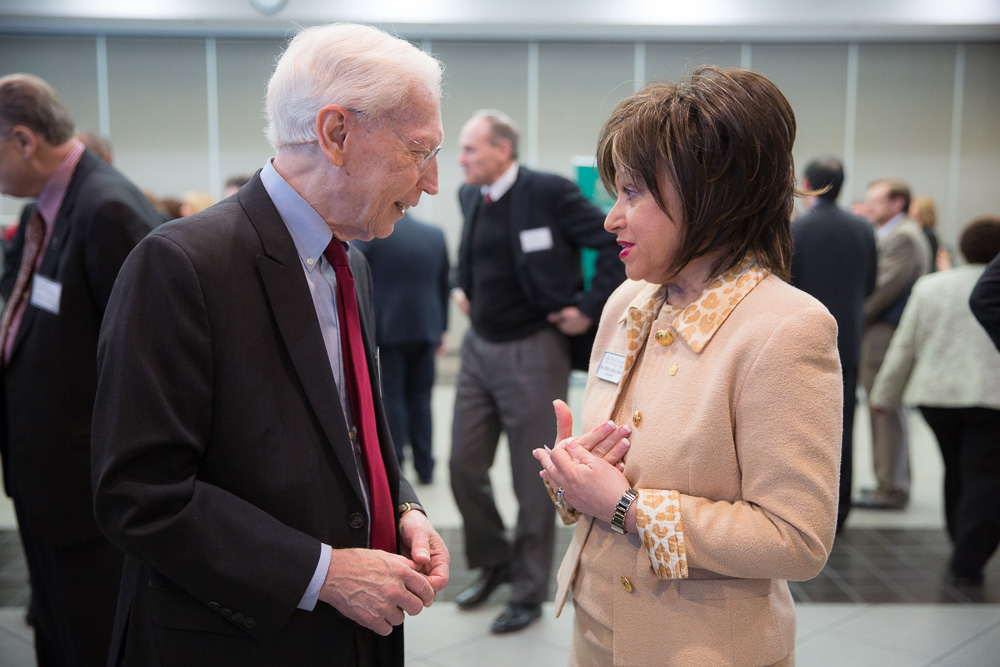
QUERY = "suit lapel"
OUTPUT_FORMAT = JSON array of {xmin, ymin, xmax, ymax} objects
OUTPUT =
[
  {"xmin": 241, "ymin": 177, "xmax": 366, "ymax": 503},
  {"xmin": 8, "ymin": 155, "xmax": 93, "ymax": 361}
]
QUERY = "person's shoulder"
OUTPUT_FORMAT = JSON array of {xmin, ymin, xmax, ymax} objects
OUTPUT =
[
  {"xmin": 750, "ymin": 274, "xmax": 834, "ymax": 319},
  {"xmin": 519, "ymin": 167, "xmax": 576, "ymax": 191}
]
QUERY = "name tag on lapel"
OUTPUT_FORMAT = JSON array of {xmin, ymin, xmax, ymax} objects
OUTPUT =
[
  {"xmin": 30, "ymin": 274, "xmax": 62, "ymax": 315},
  {"xmin": 519, "ymin": 227, "xmax": 553, "ymax": 253},
  {"xmin": 594, "ymin": 351, "xmax": 626, "ymax": 384}
]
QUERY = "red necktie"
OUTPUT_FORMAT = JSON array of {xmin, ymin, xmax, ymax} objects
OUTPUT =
[
  {"xmin": 323, "ymin": 240, "xmax": 397, "ymax": 553},
  {"xmin": 482, "ymin": 192, "xmax": 493, "ymax": 206},
  {"xmin": 0, "ymin": 210, "xmax": 45, "ymax": 365}
]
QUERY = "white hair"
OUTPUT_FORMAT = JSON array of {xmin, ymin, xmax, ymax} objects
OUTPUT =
[{"xmin": 266, "ymin": 23, "xmax": 443, "ymax": 149}]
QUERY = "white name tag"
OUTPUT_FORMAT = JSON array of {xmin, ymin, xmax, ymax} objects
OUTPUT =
[
  {"xmin": 594, "ymin": 351, "xmax": 626, "ymax": 384},
  {"xmin": 30, "ymin": 274, "xmax": 62, "ymax": 315},
  {"xmin": 519, "ymin": 227, "xmax": 554, "ymax": 253}
]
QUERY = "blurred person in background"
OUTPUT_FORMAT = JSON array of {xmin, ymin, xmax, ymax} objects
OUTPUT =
[
  {"xmin": 791, "ymin": 156, "xmax": 877, "ymax": 533},
  {"xmin": 0, "ymin": 72, "xmax": 157, "ymax": 667},
  {"xmin": 870, "ymin": 216, "xmax": 1000, "ymax": 587},
  {"xmin": 856, "ymin": 178, "xmax": 931, "ymax": 510}
]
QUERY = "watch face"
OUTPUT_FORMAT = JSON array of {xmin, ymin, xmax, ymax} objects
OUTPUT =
[{"xmin": 250, "ymin": 0, "xmax": 286, "ymax": 15}]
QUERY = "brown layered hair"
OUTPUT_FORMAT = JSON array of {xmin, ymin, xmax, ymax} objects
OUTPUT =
[{"xmin": 597, "ymin": 66, "xmax": 797, "ymax": 280}]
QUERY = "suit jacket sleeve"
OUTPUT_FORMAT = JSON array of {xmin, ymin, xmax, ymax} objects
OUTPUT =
[
  {"xmin": 549, "ymin": 179, "xmax": 626, "ymax": 320},
  {"xmin": 864, "ymin": 229, "xmax": 924, "ymax": 324},
  {"xmin": 971, "ymin": 254, "xmax": 1000, "ymax": 351},
  {"xmin": 81, "ymin": 197, "xmax": 156, "ymax": 314},
  {"xmin": 92, "ymin": 235, "xmax": 320, "ymax": 642},
  {"xmin": 679, "ymin": 306, "xmax": 841, "ymax": 581}
]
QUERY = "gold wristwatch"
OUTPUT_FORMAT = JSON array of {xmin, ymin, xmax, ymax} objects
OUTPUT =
[{"xmin": 398, "ymin": 501, "xmax": 426, "ymax": 518}]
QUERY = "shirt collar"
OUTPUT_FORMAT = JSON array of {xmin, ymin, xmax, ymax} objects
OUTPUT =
[
  {"xmin": 481, "ymin": 161, "xmax": 519, "ymax": 202},
  {"xmin": 260, "ymin": 157, "xmax": 334, "ymax": 272},
  {"xmin": 617, "ymin": 256, "xmax": 769, "ymax": 355},
  {"xmin": 877, "ymin": 212, "xmax": 906, "ymax": 240},
  {"xmin": 36, "ymin": 140, "xmax": 85, "ymax": 226}
]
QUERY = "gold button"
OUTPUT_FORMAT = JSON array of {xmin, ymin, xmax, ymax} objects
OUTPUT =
[
  {"xmin": 620, "ymin": 575, "xmax": 633, "ymax": 592},
  {"xmin": 632, "ymin": 410, "xmax": 642, "ymax": 427},
  {"xmin": 655, "ymin": 330, "xmax": 674, "ymax": 345},
  {"xmin": 669, "ymin": 363, "xmax": 678, "ymax": 376}
]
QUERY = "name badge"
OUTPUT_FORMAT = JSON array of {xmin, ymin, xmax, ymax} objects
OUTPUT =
[
  {"xmin": 594, "ymin": 351, "xmax": 626, "ymax": 384},
  {"xmin": 519, "ymin": 227, "xmax": 554, "ymax": 253},
  {"xmin": 30, "ymin": 274, "xmax": 62, "ymax": 315}
]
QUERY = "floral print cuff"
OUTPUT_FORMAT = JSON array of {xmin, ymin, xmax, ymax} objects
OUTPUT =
[{"xmin": 636, "ymin": 489, "xmax": 688, "ymax": 579}]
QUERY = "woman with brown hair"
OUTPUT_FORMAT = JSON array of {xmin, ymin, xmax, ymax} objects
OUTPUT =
[{"xmin": 534, "ymin": 67, "xmax": 842, "ymax": 665}]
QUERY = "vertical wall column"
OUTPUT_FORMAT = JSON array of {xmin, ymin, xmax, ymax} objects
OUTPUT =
[
  {"xmin": 948, "ymin": 44, "xmax": 966, "ymax": 239},
  {"xmin": 526, "ymin": 41, "xmax": 539, "ymax": 167},
  {"xmin": 206, "ymin": 37, "xmax": 221, "ymax": 201},
  {"xmin": 843, "ymin": 43, "xmax": 860, "ymax": 201}
]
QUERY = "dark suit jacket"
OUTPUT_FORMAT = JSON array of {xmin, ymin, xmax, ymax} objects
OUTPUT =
[
  {"xmin": 971, "ymin": 253, "xmax": 1000, "ymax": 352},
  {"xmin": 91, "ymin": 174, "xmax": 417, "ymax": 665},
  {"xmin": 0, "ymin": 149, "xmax": 155, "ymax": 546},
  {"xmin": 354, "ymin": 214, "xmax": 449, "ymax": 347},
  {"xmin": 457, "ymin": 167, "xmax": 623, "ymax": 323},
  {"xmin": 791, "ymin": 199, "xmax": 878, "ymax": 369}
]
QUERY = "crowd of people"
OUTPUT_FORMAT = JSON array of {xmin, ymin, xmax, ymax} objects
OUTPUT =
[{"xmin": 1, "ymin": 20, "xmax": 998, "ymax": 667}]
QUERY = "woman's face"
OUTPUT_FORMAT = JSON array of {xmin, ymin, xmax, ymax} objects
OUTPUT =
[{"xmin": 604, "ymin": 168, "xmax": 684, "ymax": 285}]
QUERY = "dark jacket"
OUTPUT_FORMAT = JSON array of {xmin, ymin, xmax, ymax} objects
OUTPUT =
[
  {"xmin": 0, "ymin": 149, "xmax": 156, "ymax": 545},
  {"xmin": 91, "ymin": 174, "xmax": 416, "ymax": 665},
  {"xmin": 791, "ymin": 199, "xmax": 878, "ymax": 368}
]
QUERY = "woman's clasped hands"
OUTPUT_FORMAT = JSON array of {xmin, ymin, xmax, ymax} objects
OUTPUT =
[{"xmin": 532, "ymin": 399, "xmax": 634, "ymax": 523}]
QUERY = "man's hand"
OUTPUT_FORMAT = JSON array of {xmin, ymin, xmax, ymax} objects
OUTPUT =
[
  {"xmin": 451, "ymin": 288, "xmax": 470, "ymax": 316},
  {"xmin": 399, "ymin": 509, "xmax": 450, "ymax": 593},
  {"xmin": 318, "ymin": 548, "xmax": 435, "ymax": 636},
  {"xmin": 547, "ymin": 306, "xmax": 592, "ymax": 336}
]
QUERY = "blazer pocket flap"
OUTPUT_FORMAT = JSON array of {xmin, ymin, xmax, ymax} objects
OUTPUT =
[{"xmin": 679, "ymin": 577, "xmax": 773, "ymax": 601}]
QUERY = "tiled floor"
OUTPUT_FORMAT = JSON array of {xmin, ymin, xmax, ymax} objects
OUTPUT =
[{"xmin": 2, "ymin": 364, "xmax": 999, "ymax": 666}]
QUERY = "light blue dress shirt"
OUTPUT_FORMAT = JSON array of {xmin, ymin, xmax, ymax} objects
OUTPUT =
[{"xmin": 259, "ymin": 158, "xmax": 372, "ymax": 611}]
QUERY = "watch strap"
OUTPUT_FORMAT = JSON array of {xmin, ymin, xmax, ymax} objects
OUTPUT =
[{"xmin": 611, "ymin": 488, "xmax": 638, "ymax": 534}]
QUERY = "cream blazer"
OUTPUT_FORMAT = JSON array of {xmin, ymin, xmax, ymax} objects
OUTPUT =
[{"xmin": 555, "ymin": 274, "xmax": 842, "ymax": 666}]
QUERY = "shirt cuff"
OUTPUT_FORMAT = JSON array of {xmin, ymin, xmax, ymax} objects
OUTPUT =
[
  {"xmin": 636, "ymin": 489, "xmax": 688, "ymax": 580},
  {"xmin": 298, "ymin": 543, "xmax": 332, "ymax": 611}
]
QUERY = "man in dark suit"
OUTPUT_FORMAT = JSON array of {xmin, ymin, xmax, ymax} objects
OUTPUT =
[
  {"xmin": 790, "ymin": 157, "xmax": 877, "ymax": 532},
  {"xmin": 91, "ymin": 24, "xmax": 449, "ymax": 666},
  {"xmin": 0, "ymin": 73, "xmax": 157, "ymax": 666},
  {"xmin": 449, "ymin": 109, "xmax": 625, "ymax": 632},
  {"xmin": 356, "ymin": 213, "xmax": 450, "ymax": 485}
]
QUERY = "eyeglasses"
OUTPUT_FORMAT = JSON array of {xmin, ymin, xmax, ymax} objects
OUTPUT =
[{"xmin": 352, "ymin": 108, "xmax": 441, "ymax": 168}]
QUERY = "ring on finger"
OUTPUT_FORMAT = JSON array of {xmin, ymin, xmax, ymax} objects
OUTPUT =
[{"xmin": 556, "ymin": 486, "xmax": 566, "ymax": 508}]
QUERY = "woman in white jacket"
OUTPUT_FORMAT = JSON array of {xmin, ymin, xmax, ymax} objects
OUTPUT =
[{"xmin": 871, "ymin": 215, "xmax": 1000, "ymax": 587}]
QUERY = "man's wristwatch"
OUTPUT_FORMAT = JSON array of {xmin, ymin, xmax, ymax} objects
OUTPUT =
[
  {"xmin": 398, "ymin": 501, "xmax": 426, "ymax": 518},
  {"xmin": 610, "ymin": 488, "xmax": 638, "ymax": 534}
]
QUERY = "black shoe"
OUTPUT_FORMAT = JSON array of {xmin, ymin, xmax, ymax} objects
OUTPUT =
[
  {"xmin": 852, "ymin": 489, "xmax": 907, "ymax": 510},
  {"xmin": 491, "ymin": 602, "xmax": 541, "ymax": 633},
  {"xmin": 454, "ymin": 565, "xmax": 510, "ymax": 608}
]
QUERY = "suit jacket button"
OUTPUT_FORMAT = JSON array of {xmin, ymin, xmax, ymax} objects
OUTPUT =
[
  {"xmin": 632, "ymin": 410, "xmax": 642, "ymax": 427},
  {"xmin": 349, "ymin": 512, "xmax": 366, "ymax": 529},
  {"xmin": 220, "ymin": 607, "xmax": 233, "ymax": 618},
  {"xmin": 231, "ymin": 612, "xmax": 244, "ymax": 623},
  {"xmin": 620, "ymin": 576, "xmax": 633, "ymax": 592},
  {"xmin": 243, "ymin": 617, "xmax": 256, "ymax": 629},
  {"xmin": 208, "ymin": 601, "xmax": 221, "ymax": 611},
  {"xmin": 655, "ymin": 330, "xmax": 674, "ymax": 345}
]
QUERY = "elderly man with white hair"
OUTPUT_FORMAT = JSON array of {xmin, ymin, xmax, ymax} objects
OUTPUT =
[{"xmin": 91, "ymin": 23, "xmax": 448, "ymax": 666}]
